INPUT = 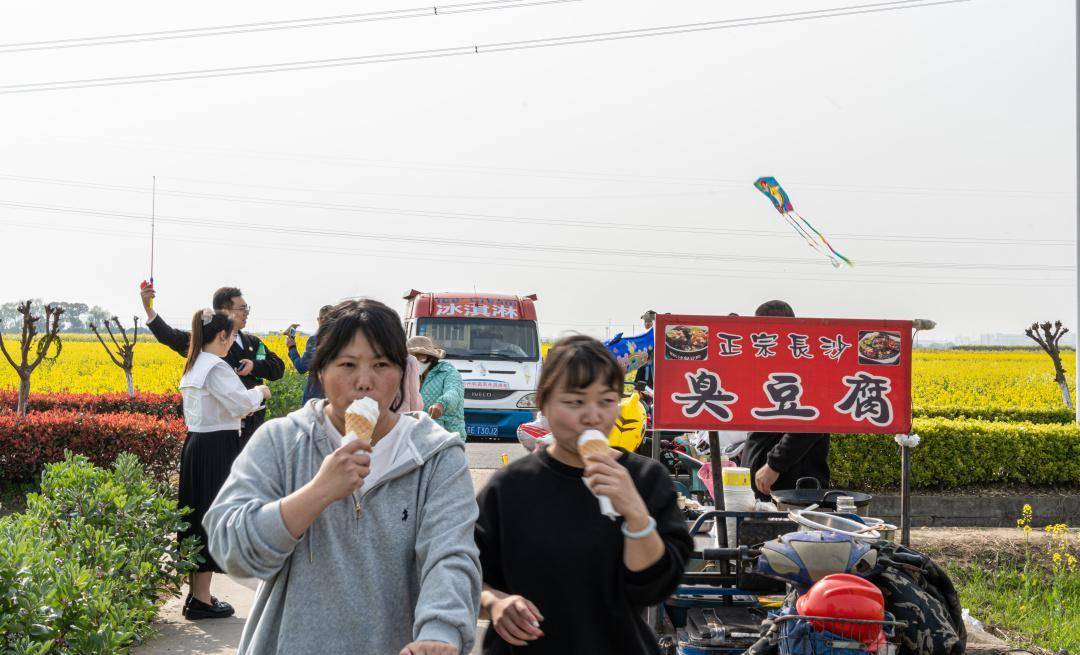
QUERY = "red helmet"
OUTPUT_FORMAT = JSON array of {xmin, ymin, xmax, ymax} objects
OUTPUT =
[{"xmin": 796, "ymin": 574, "xmax": 885, "ymax": 644}]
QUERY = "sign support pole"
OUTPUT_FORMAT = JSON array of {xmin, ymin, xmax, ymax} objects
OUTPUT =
[
  {"xmin": 900, "ymin": 444, "xmax": 912, "ymax": 546},
  {"xmin": 709, "ymin": 431, "xmax": 727, "ymax": 547},
  {"xmin": 651, "ymin": 329, "xmax": 661, "ymax": 463}
]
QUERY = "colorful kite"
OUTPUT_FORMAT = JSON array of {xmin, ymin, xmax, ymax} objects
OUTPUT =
[{"xmin": 754, "ymin": 176, "xmax": 853, "ymax": 268}]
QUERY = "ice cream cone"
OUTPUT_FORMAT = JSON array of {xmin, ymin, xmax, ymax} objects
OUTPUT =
[
  {"xmin": 577, "ymin": 430, "xmax": 620, "ymax": 520},
  {"xmin": 343, "ymin": 397, "xmax": 379, "ymax": 446},
  {"xmin": 345, "ymin": 413, "xmax": 375, "ymax": 444},
  {"xmin": 577, "ymin": 437, "xmax": 611, "ymax": 459}
]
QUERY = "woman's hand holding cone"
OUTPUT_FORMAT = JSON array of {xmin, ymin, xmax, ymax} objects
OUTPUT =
[
  {"xmin": 313, "ymin": 438, "xmax": 372, "ymax": 502},
  {"xmin": 584, "ymin": 452, "xmax": 649, "ymax": 527}
]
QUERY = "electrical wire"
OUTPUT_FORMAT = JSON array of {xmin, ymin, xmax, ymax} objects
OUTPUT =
[
  {"xmin": 0, "ymin": 0, "xmax": 972, "ymax": 95},
  {"xmin": 0, "ymin": 199, "xmax": 1070, "ymax": 273},
  {"xmin": 0, "ymin": 218, "xmax": 1068, "ymax": 289},
  {"xmin": 75, "ymin": 136, "xmax": 1070, "ymax": 199},
  {"xmin": 0, "ymin": 0, "xmax": 583, "ymax": 54},
  {"xmin": 0, "ymin": 173, "xmax": 1068, "ymax": 247}
]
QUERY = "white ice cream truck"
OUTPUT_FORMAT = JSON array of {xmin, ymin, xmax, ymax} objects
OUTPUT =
[{"xmin": 403, "ymin": 290, "xmax": 541, "ymax": 439}]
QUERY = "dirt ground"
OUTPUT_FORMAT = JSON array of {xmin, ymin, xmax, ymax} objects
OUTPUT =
[{"xmin": 910, "ymin": 526, "xmax": 1078, "ymax": 568}]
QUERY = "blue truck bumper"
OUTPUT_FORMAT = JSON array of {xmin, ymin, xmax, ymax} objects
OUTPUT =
[{"xmin": 464, "ymin": 409, "xmax": 535, "ymax": 440}]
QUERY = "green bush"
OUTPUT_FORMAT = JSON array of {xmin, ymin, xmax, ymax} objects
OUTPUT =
[
  {"xmin": 915, "ymin": 405, "xmax": 1073, "ymax": 425},
  {"xmin": 267, "ymin": 371, "xmax": 306, "ymax": 419},
  {"xmin": 0, "ymin": 452, "xmax": 197, "ymax": 654},
  {"xmin": 830, "ymin": 417, "xmax": 1080, "ymax": 490}
]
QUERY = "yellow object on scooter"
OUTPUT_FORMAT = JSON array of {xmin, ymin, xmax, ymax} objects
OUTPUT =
[{"xmin": 608, "ymin": 391, "xmax": 647, "ymax": 452}]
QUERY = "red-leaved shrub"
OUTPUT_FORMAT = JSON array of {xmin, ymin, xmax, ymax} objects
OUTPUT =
[
  {"xmin": 0, "ymin": 390, "xmax": 182, "ymax": 418},
  {"xmin": 0, "ymin": 410, "xmax": 185, "ymax": 484}
]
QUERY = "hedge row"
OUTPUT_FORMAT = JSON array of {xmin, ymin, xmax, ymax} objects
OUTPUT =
[
  {"xmin": 830, "ymin": 417, "xmax": 1080, "ymax": 490},
  {"xmin": 0, "ymin": 453, "xmax": 196, "ymax": 653},
  {"xmin": 914, "ymin": 405, "xmax": 1073, "ymax": 425},
  {"xmin": 0, "ymin": 410, "xmax": 186, "ymax": 485},
  {"xmin": 0, "ymin": 389, "xmax": 182, "ymax": 418}
]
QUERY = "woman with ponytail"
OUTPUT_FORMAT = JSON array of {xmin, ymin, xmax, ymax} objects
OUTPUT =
[{"xmin": 178, "ymin": 309, "xmax": 271, "ymax": 620}]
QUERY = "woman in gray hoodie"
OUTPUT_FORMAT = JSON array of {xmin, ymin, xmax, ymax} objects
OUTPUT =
[{"xmin": 205, "ymin": 299, "xmax": 481, "ymax": 655}]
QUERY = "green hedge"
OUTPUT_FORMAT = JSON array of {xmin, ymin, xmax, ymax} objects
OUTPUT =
[
  {"xmin": 0, "ymin": 453, "xmax": 197, "ymax": 654},
  {"xmin": 830, "ymin": 417, "xmax": 1080, "ymax": 490},
  {"xmin": 914, "ymin": 405, "xmax": 1073, "ymax": 425}
]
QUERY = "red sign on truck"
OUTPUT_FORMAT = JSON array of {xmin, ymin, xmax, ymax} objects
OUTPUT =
[{"xmin": 653, "ymin": 314, "xmax": 913, "ymax": 434}]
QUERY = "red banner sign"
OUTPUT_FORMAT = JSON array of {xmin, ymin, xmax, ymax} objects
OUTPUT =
[
  {"xmin": 433, "ymin": 297, "xmax": 521, "ymax": 320},
  {"xmin": 653, "ymin": 315, "xmax": 913, "ymax": 434}
]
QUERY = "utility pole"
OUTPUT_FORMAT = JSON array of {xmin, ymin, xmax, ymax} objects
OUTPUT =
[{"xmin": 1076, "ymin": 0, "xmax": 1079, "ymax": 423}]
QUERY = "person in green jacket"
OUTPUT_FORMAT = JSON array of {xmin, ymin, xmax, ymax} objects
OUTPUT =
[{"xmin": 408, "ymin": 336, "xmax": 467, "ymax": 442}]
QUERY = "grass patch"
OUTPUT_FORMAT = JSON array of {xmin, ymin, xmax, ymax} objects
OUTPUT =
[
  {"xmin": 950, "ymin": 512, "xmax": 1078, "ymax": 654},
  {"xmin": 952, "ymin": 562, "xmax": 1079, "ymax": 654}
]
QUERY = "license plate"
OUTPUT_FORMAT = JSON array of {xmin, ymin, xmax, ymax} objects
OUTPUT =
[{"xmin": 467, "ymin": 425, "xmax": 500, "ymax": 437}]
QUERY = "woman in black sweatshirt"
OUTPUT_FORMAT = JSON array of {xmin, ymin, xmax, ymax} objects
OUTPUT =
[{"xmin": 475, "ymin": 335, "xmax": 691, "ymax": 655}]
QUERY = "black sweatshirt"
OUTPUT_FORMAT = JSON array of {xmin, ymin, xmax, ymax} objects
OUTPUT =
[
  {"xmin": 742, "ymin": 431, "xmax": 830, "ymax": 501},
  {"xmin": 475, "ymin": 447, "xmax": 692, "ymax": 655},
  {"xmin": 147, "ymin": 315, "xmax": 285, "ymax": 436}
]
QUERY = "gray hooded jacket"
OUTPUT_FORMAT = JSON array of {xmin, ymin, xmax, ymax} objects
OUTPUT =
[{"xmin": 204, "ymin": 400, "xmax": 481, "ymax": 654}]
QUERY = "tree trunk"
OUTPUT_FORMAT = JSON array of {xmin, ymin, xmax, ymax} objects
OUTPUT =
[
  {"xmin": 1055, "ymin": 374, "xmax": 1074, "ymax": 409},
  {"xmin": 17, "ymin": 374, "xmax": 30, "ymax": 416},
  {"xmin": 125, "ymin": 368, "xmax": 135, "ymax": 399},
  {"xmin": 1050, "ymin": 353, "xmax": 1073, "ymax": 409}
]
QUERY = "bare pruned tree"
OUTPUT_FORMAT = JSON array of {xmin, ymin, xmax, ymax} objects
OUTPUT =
[
  {"xmin": 89, "ymin": 316, "xmax": 140, "ymax": 399},
  {"xmin": 1025, "ymin": 320, "xmax": 1072, "ymax": 409},
  {"xmin": 0, "ymin": 301, "xmax": 63, "ymax": 415}
]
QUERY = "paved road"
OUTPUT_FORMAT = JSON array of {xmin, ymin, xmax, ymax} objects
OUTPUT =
[{"xmin": 465, "ymin": 440, "xmax": 528, "ymax": 468}]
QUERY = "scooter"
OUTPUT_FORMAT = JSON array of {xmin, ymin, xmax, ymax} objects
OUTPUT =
[{"xmin": 657, "ymin": 510, "xmax": 905, "ymax": 655}]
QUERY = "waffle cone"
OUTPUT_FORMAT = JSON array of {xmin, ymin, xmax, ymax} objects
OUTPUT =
[
  {"xmin": 345, "ymin": 413, "xmax": 375, "ymax": 444},
  {"xmin": 578, "ymin": 437, "xmax": 610, "ymax": 458}
]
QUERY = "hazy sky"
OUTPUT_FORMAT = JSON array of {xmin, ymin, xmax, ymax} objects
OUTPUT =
[{"xmin": 0, "ymin": 0, "xmax": 1074, "ymax": 340}]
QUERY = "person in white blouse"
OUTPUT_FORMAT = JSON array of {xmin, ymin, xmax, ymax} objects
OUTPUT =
[{"xmin": 178, "ymin": 308, "xmax": 271, "ymax": 620}]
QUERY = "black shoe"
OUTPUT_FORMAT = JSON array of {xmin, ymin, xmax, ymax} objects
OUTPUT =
[
  {"xmin": 184, "ymin": 596, "xmax": 235, "ymax": 620},
  {"xmin": 184, "ymin": 594, "xmax": 221, "ymax": 608}
]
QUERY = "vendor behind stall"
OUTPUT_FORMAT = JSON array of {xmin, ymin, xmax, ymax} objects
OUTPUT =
[{"xmin": 742, "ymin": 300, "xmax": 831, "ymax": 501}]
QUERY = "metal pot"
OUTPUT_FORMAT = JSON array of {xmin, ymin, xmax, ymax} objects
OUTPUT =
[{"xmin": 771, "ymin": 477, "xmax": 873, "ymax": 516}]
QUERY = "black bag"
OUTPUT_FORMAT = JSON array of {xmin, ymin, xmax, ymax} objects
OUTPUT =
[{"xmin": 870, "ymin": 542, "xmax": 967, "ymax": 655}]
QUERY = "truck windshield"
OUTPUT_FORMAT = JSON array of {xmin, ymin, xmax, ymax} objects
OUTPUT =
[{"xmin": 417, "ymin": 318, "xmax": 540, "ymax": 362}]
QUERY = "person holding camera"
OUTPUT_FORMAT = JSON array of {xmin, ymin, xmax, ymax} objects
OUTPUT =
[
  {"xmin": 140, "ymin": 283, "xmax": 285, "ymax": 448},
  {"xmin": 286, "ymin": 305, "xmax": 333, "ymax": 405}
]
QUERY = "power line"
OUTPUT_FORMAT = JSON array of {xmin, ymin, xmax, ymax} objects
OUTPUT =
[
  {"xmin": 0, "ymin": 0, "xmax": 972, "ymax": 95},
  {"xmin": 0, "ymin": 217, "xmax": 1069, "ymax": 290},
  {"xmin": 74, "ymin": 136, "xmax": 1072, "ymax": 199},
  {"xmin": 0, "ymin": 198, "xmax": 1070, "ymax": 273},
  {"xmin": 0, "ymin": 172, "xmax": 1069, "ymax": 247},
  {"xmin": 0, "ymin": 0, "xmax": 583, "ymax": 54}
]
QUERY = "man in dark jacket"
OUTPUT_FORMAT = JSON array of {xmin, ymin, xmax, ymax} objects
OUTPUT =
[
  {"xmin": 743, "ymin": 300, "xmax": 831, "ymax": 501},
  {"xmin": 634, "ymin": 310, "xmax": 656, "ymax": 388},
  {"xmin": 139, "ymin": 284, "xmax": 285, "ymax": 448}
]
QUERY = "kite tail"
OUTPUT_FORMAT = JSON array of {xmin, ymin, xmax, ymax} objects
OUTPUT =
[
  {"xmin": 792, "ymin": 211, "xmax": 854, "ymax": 267},
  {"xmin": 784, "ymin": 213, "xmax": 839, "ymax": 264}
]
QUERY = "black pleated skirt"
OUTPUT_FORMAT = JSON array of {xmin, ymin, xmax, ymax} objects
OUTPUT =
[{"xmin": 178, "ymin": 429, "xmax": 243, "ymax": 573}]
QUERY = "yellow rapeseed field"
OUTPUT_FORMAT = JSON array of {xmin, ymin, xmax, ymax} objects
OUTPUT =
[
  {"xmin": 0, "ymin": 334, "xmax": 1073, "ymax": 412},
  {"xmin": 0, "ymin": 334, "xmax": 300, "ymax": 395},
  {"xmin": 913, "ymin": 349, "xmax": 1075, "ymax": 410}
]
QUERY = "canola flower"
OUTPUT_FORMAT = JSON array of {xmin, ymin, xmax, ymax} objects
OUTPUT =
[
  {"xmin": 0, "ymin": 334, "xmax": 300, "ymax": 395},
  {"xmin": 0, "ymin": 339, "xmax": 1074, "ymax": 409}
]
